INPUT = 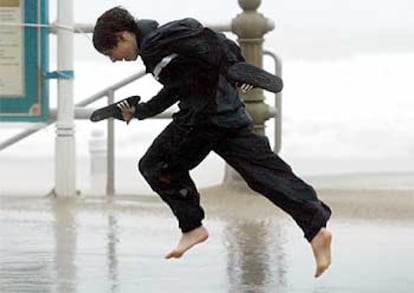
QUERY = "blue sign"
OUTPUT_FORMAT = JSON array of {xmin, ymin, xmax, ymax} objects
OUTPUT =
[{"xmin": 0, "ymin": 0, "xmax": 49, "ymax": 122}]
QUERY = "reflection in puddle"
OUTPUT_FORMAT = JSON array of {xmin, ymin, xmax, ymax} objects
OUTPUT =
[
  {"xmin": 1, "ymin": 191, "xmax": 414, "ymax": 293},
  {"xmin": 53, "ymin": 199, "xmax": 77, "ymax": 293},
  {"xmin": 106, "ymin": 215, "xmax": 119, "ymax": 293},
  {"xmin": 225, "ymin": 220, "xmax": 288, "ymax": 292}
]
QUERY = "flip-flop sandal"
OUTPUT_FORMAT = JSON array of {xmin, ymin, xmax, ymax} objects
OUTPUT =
[
  {"xmin": 90, "ymin": 95, "xmax": 141, "ymax": 122},
  {"xmin": 226, "ymin": 62, "xmax": 283, "ymax": 94}
]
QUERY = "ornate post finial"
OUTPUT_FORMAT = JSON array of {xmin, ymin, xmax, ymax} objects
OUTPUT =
[{"xmin": 238, "ymin": 0, "xmax": 261, "ymax": 11}]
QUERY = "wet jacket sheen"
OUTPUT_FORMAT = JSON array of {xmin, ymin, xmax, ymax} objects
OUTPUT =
[{"xmin": 133, "ymin": 18, "xmax": 252, "ymax": 129}]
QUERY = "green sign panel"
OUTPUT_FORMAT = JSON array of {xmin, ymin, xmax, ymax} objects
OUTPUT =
[{"xmin": 0, "ymin": 0, "xmax": 49, "ymax": 122}]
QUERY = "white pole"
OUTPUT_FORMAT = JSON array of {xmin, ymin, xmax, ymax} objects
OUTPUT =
[{"xmin": 55, "ymin": 0, "xmax": 76, "ymax": 196}]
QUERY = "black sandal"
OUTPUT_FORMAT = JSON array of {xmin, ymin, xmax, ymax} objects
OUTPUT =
[
  {"xmin": 90, "ymin": 95, "xmax": 141, "ymax": 122},
  {"xmin": 226, "ymin": 62, "xmax": 283, "ymax": 94}
]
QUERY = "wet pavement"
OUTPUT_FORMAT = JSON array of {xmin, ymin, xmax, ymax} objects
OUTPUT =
[{"xmin": 1, "ymin": 186, "xmax": 414, "ymax": 293}]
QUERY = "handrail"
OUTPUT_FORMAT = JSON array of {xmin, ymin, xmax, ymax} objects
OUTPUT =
[
  {"xmin": 76, "ymin": 70, "xmax": 146, "ymax": 107},
  {"xmin": 1, "ymin": 52, "xmax": 282, "ymax": 148},
  {"xmin": 1, "ymin": 49, "xmax": 282, "ymax": 194},
  {"xmin": 0, "ymin": 70, "xmax": 147, "ymax": 151},
  {"xmin": 68, "ymin": 22, "xmax": 233, "ymax": 34},
  {"xmin": 0, "ymin": 122, "xmax": 54, "ymax": 152},
  {"xmin": 263, "ymin": 50, "xmax": 282, "ymax": 154}
]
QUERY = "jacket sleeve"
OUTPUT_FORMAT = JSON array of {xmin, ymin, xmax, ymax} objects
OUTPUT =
[{"xmin": 134, "ymin": 86, "xmax": 179, "ymax": 120}]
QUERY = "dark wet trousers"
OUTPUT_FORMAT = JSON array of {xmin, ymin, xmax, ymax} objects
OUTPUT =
[{"xmin": 138, "ymin": 122, "xmax": 332, "ymax": 242}]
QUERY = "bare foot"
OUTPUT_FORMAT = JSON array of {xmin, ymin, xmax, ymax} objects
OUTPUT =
[
  {"xmin": 311, "ymin": 227, "xmax": 332, "ymax": 278},
  {"xmin": 165, "ymin": 226, "xmax": 209, "ymax": 259}
]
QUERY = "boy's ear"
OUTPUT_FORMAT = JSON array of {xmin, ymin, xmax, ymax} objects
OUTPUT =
[{"xmin": 115, "ymin": 31, "xmax": 126, "ymax": 41}]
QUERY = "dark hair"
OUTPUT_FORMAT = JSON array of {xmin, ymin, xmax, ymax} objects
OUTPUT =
[{"xmin": 92, "ymin": 6, "xmax": 138, "ymax": 53}]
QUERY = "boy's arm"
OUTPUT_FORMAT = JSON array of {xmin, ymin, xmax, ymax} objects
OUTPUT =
[
  {"xmin": 102, "ymin": 90, "xmax": 178, "ymax": 124},
  {"xmin": 133, "ymin": 86, "xmax": 179, "ymax": 120}
]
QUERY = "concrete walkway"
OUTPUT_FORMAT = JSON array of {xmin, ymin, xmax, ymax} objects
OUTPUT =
[{"xmin": 1, "ymin": 185, "xmax": 414, "ymax": 293}]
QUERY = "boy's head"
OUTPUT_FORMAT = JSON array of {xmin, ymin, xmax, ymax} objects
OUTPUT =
[{"xmin": 93, "ymin": 6, "xmax": 140, "ymax": 62}]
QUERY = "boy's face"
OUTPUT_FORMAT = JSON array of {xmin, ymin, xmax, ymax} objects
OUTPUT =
[{"xmin": 104, "ymin": 31, "xmax": 139, "ymax": 62}]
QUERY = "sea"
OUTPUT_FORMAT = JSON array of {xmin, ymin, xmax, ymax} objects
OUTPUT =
[
  {"xmin": 1, "ymin": 51, "xmax": 414, "ymax": 293},
  {"xmin": 1, "ymin": 52, "xmax": 414, "ymax": 195}
]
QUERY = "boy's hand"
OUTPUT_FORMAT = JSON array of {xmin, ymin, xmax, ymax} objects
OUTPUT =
[
  {"xmin": 116, "ymin": 100, "xmax": 136, "ymax": 124},
  {"xmin": 238, "ymin": 83, "xmax": 254, "ymax": 93}
]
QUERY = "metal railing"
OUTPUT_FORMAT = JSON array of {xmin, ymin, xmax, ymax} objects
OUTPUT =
[
  {"xmin": 263, "ymin": 50, "xmax": 283, "ymax": 153},
  {"xmin": 0, "ymin": 50, "xmax": 282, "ymax": 194}
]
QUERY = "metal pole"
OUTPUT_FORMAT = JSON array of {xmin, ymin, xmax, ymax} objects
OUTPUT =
[
  {"xmin": 263, "ymin": 50, "xmax": 283, "ymax": 154},
  {"xmin": 69, "ymin": 22, "xmax": 231, "ymax": 34},
  {"xmin": 106, "ymin": 91, "xmax": 115, "ymax": 196},
  {"xmin": 55, "ymin": 0, "xmax": 76, "ymax": 197}
]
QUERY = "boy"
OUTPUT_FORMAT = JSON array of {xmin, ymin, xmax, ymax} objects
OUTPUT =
[{"xmin": 92, "ymin": 7, "xmax": 332, "ymax": 278}]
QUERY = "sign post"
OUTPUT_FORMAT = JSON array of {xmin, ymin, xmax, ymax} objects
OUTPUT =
[{"xmin": 54, "ymin": 0, "xmax": 76, "ymax": 197}]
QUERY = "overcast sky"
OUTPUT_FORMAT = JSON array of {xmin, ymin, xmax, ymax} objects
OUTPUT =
[
  {"xmin": 2, "ymin": 0, "xmax": 414, "ymax": 178},
  {"xmin": 48, "ymin": 0, "xmax": 414, "ymax": 60}
]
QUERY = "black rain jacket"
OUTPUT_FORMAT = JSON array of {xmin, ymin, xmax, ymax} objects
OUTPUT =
[{"xmin": 133, "ymin": 18, "xmax": 252, "ymax": 129}]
